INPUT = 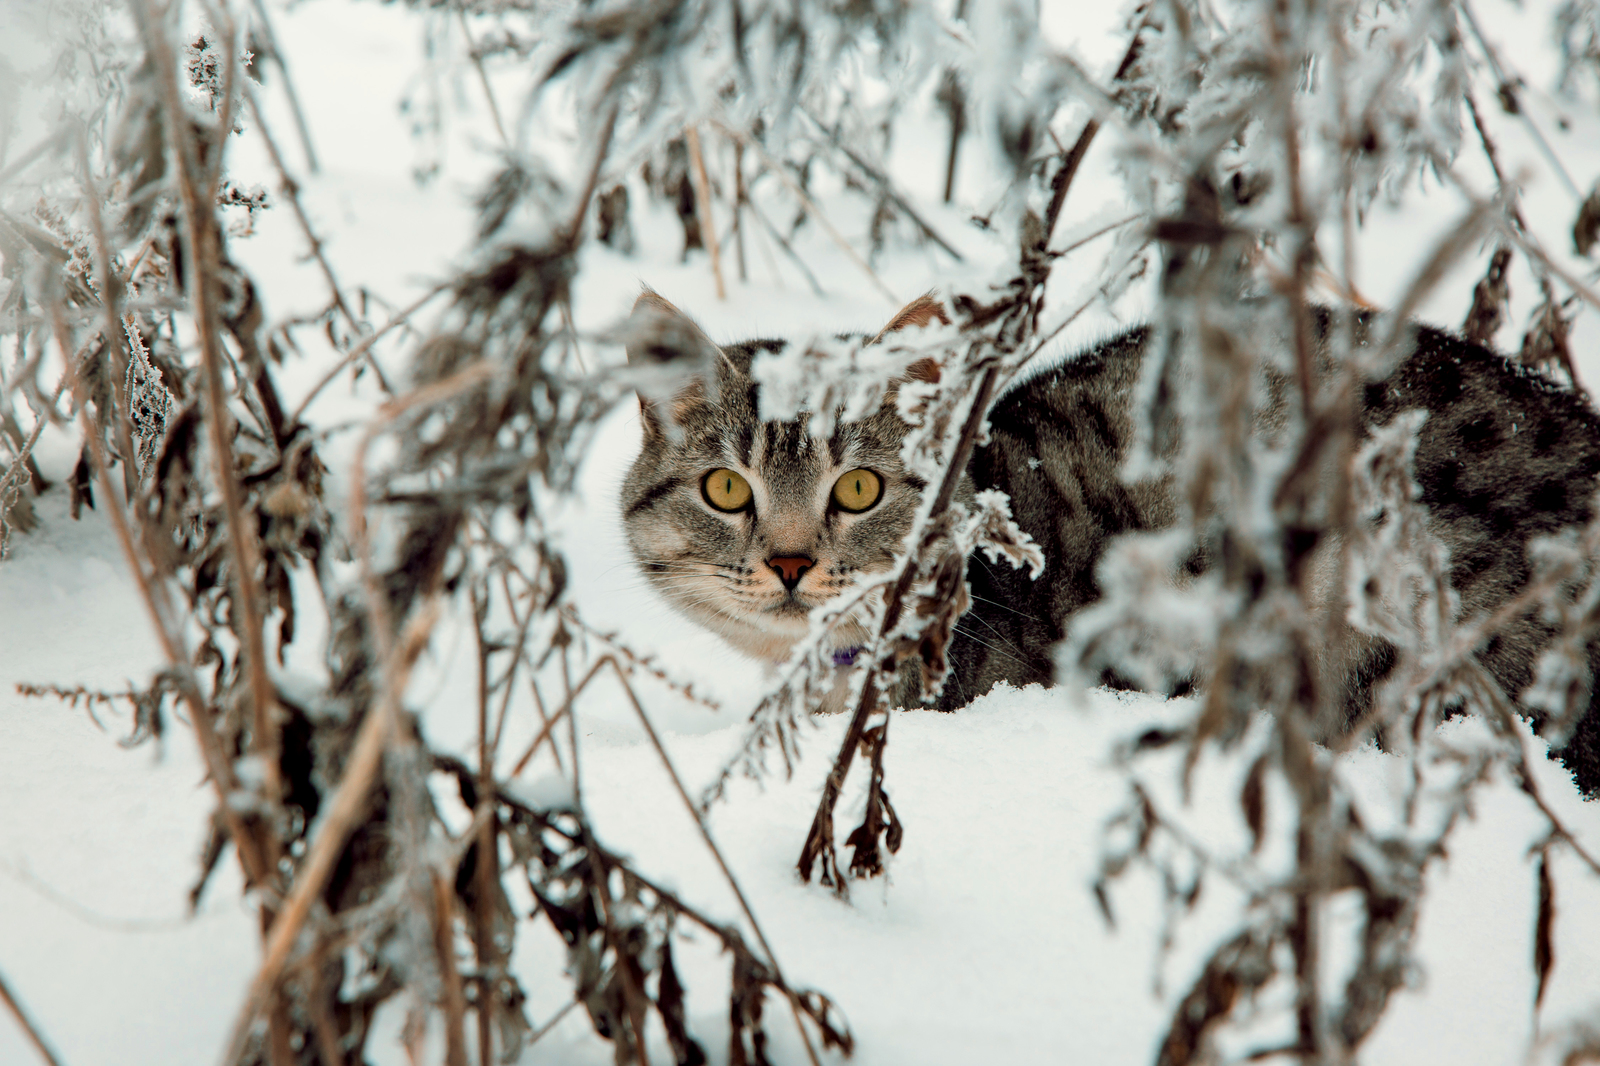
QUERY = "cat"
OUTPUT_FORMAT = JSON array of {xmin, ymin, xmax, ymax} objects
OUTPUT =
[{"xmin": 620, "ymin": 290, "xmax": 1600, "ymax": 796}]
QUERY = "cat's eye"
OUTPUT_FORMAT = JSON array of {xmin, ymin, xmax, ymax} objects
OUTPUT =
[
  {"xmin": 703, "ymin": 468, "xmax": 753, "ymax": 512},
  {"xmin": 831, "ymin": 468, "xmax": 882, "ymax": 513}
]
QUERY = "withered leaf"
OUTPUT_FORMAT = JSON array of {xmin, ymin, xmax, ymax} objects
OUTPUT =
[
  {"xmin": 657, "ymin": 939, "xmax": 707, "ymax": 1066},
  {"xmin": 1575, "ymin": 182, "xmax": 1600, "ymax": 257},
  {"xmin": 1534, "ymin": 851, "xmax": 1555, "ymax": 1011},
  {"xmin": 1241, "ymin": 754, "xmax": 1268, "ymax": 854}
]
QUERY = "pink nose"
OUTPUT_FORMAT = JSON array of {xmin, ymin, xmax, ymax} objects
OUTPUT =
[{"xmin": 767, "ymin": 555, "xmax": 814, "ymax": 589}]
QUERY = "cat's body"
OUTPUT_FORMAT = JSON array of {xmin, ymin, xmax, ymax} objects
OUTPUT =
[{"xmin": 621, "ymin": 292, "xmax": 1600, "ymax": 795}]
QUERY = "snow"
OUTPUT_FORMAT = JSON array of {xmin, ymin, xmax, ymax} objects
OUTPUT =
[{"xmin": 3, "ymin": 0, "xmax": 1600, "ymax": 1063}]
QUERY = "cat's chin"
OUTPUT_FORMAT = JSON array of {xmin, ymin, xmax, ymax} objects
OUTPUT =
[{"xmin": 681, "ymin": 599, "xmax": 870, "ymax": 665}]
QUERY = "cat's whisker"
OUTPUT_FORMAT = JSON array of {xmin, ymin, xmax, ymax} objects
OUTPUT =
[
  {"xmin": 950, "ymin": 617, "xmax": 1034, "ymax": 669},
  {"xmin": 966, "ymin": 589, "xmax": 1045, "ymax": 623}
]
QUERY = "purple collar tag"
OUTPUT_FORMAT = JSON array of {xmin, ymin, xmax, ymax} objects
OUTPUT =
[{"xmin": 831, "ymin": 646, "xmax": 863, "ymax": 668}]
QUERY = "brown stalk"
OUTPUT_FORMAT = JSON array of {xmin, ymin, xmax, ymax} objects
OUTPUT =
[
  {"xmin": 218, "ymin": 360, "xmax": 492, "ymax": 1066},
  {"xmin": 133, "ymin": 0, "xmax": 286, "ymax": 862},
  {"xmin": 1455, "ymin": 667, "xmax": 1600, "ymax": 879},
  {"xmin": 524, "ymin": 999, "xmax": 580, "ymax": 1049},
  {"xmin": 563, "ymin": 606, "xmax": 723, "ymax": 711},
  {"xmin": 686, "ymin": 125, "xmax": 726, "ymax": 300},
  {"xmin": 732, "ymin": 141, "xmax": 749, "ymax": 282},
  {"xmin": 608, "ymin": 658, "xmax": 824, "ymax": 1066},
  {"xmin": 470, "ymin": 585, "xmax": 498, "ymax": 1064},
  {"xmin": 217, "ymin": 596, "xmax": 440, "ymax": 1066},
  {"xmin": 486, "ymin": 564, "xmax": 565, "ymax": 773},
  {"xmin": 507, "ymin": 657, "xmax": 608, "ymax": 777},
  {"xmin": 0, "ymin": 968, "xmax": 65, "ymax": 1066},
  {"xmin": 432, "ymin": 871, "xmax": 471, "ymax": 1066}
]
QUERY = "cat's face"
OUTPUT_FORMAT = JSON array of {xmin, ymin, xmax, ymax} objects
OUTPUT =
[{"xmin": 619, "ymin": 292, "xmax": 942, "ymax": 662}]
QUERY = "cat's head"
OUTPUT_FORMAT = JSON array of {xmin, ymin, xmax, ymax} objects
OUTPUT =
[{"xmin": 619, "ymin": 290, "xmax": 948, "ymax": 662}]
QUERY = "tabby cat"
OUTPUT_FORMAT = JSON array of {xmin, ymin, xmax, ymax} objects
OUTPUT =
[{"xmin": 620, "ymin": 290, "xmax": 1600, "ymax": 796}]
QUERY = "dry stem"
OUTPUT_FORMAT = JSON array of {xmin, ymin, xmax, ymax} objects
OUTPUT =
[
  {"xmin": 0, "ymin": 968, "xmax": 65, "ymax": 1066},
  {"xmin": 609, "ymin": 658, "xmax": 824, "ymax": 1066},
  {"xmin": 432, "ymin": 871, "xmax": 471, "ymax": 1066},
  {"xmin": 686, "ymin": 125, "xmax": 726, "ymax": 300},
  {"xmin": 247, "ymin": 0, "xmax": 320, "ymax": 172}
]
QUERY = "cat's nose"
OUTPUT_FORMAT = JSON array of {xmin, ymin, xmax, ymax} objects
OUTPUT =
[{"xmin": 767, "ymin": 555, "xmax": 814, "ymax": 590}]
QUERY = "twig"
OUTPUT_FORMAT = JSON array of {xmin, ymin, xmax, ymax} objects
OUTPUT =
[
  {"xmin": 1457, "ymin": 0, "xmax": 1581, "ymax": 200},
  {"xmin": 469, "ymin": 584, "xmax": 498, "ymax": 1064},
  {"xmin": 0, "ymin": 371, "xmax": 66, "ymax": 557},
  {"xmin": 1049, "ymin": 213, "xmax": 1142, "ymax": 258},
  {"xmin": 608, "ymin": 659, "xmax": 824, "ymax": 1066},
  {"xmin": 564, "ymin": 101, "xmax": 620, "ymax": 249},
  {"xmin": 456, "ymin": 5, "xmax": 509, "ymax": 146},
  {"xmin": 288, "ymin": 282, "xmax": 448, "ymax": 425},
  {"xmin": 719, "ymin": 122, "xmax": 899, "ymax": 305},
  {"xmin": 743, "ymin": 190, "xmax": 826, "ymax": 296},
  {"xmin": 0, "ymin": 130, "xmax": 66, "ymax": 188},
  {"xmin": 215, "ymin": 601, "xmax": 433, "ymax": 1066},
  {"xmin": 248, "ymin": 0, "xmax": 320, "ymax": 172},
  {"xmin": 241, "ymin": 83, "xmax": 393, "ymax": 393},
  {"xmin": 686, "ymin": 126, "xmax": 726, "ymax": 300},
  {"xmin": 799, "ymin": 106, "xmax": 964, "ymax": 262},
  {"xmin": 0, "ymin": 969, "xmax": 65, "ymax": 1066},
  {"xmin": 508, "ymin": 659, "xmax": 605, "ymax": 777},
  {"xmin": 525, "ymin": 998, "xmax": 580, "ymax": 1048},
  {"xmin": 563, "ymin": 607, "xmax": 723, "ymax": 712}
]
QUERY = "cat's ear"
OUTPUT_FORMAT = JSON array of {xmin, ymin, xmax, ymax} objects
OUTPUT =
[
  {"xmin": 869, "ymin": 292, "xmax": 949, "ymax": 384},
  {"xmin": 624, "ymin": 289, "xmax": 731, "ymax": 437},
  {"xmin": 625, "ymin": 290, "xmax": 725, "ymax": 368}
]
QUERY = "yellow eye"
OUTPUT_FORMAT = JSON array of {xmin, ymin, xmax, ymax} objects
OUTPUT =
[
  {"xmin": 832, "ymin": 468, "xmax": 882, "ymax": 513},
  {"xmin": 703, "ymin": 468, "xmax": 753, "ymax": 512}
]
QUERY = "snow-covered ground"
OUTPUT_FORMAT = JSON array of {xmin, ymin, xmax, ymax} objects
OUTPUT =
[{"xmin": 3, "ymin": 0, "xmax": 1600, "ymax": 1063}]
